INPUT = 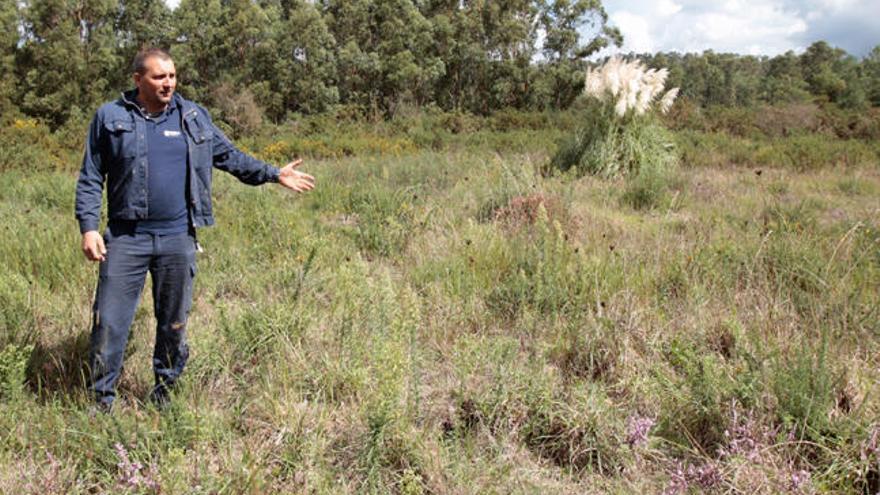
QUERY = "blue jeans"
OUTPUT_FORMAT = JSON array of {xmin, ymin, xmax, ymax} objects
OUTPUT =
[{"xmin": 89, "ymin": 226, "xmax": 196, "ymax": 406}]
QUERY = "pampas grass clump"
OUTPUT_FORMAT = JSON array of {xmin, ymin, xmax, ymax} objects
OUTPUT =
[{"xmin": 549, "ymin": 56, "xmax": 680, "ymax": 179}]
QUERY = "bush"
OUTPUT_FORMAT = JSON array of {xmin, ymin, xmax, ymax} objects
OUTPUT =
[
  {"xmin": 0, "ymin": 343, "xmax": 33, "ymax": 400},
  {"xmin": 0, "ymin": 119, "xmax": 71, "ymax": 173},
  {"xmin": 549, "ymin": 100, "xmax": 678, "ymax": 179},
  {"xmin": 210, "ymin": 83, "xmax": 264, "ymax": 138},
  {"xmin": 547, "ymin": 57, "xmax": 679, "ymax": 179},
  {"xmin": 620, "ymin": 167, "xmax": 673, "ymax": 210}
]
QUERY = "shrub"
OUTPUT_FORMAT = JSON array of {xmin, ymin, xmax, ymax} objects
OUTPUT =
[
  {"xmin": 547, "ymin": 56, "xmax": 680, "ymax": 179},
  {"xmin": 0, "ymin": 119, "xmax": 71, "ymax": 172},
  {"xmin": 770, "ymin": 332, "xmax": 838, "ymax": 442},
  {"xmin": 0, "ymin": 343, "xmax": 33, "ymax": 400},
  {"xmin": 620, "ymin": 167, "xmax": 673, "ymax": 211},
  {"xmin": 210, "ymin": 83, "xmax": 264, "ymax": 138}
]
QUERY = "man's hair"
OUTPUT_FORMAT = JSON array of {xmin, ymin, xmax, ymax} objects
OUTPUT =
[{"xmin": 132, "ymin": 47, "xmax": 173, "ymax": 75}]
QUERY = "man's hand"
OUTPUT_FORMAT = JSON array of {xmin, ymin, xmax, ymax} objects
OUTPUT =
[
  {"xmin": 82, "ymin": 230, "xmax": 106, "ymax": 262},
  {"xmin": 278, "ymin": 158, "xmax": 315, "ymax": 193}
]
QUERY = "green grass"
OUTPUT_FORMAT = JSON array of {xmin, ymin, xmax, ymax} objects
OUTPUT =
[{"xmin": 0, "ymin": 112, "xmax": 878, "ymax": 493}]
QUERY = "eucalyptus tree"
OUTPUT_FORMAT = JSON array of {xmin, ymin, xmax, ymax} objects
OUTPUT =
[
  {"xmin": 18, "ymin": 0, "xmax": 120, "ymax": 127},
  {"xmin": 799, "ymin": 40, "xmax": 866, "ymax": 107},
  {"xmin": 111, "ymin": 0, "xmax": 173, "ymax": 90},
  {"xmin": 762, "ymin": 50, "xmax": 810, "ymax": 104},
  {"xmin": 864, "ymin": 45, "xmax": 880, "ymax": 107},
  {"xmin": 534, "ymin": 0, "xmax": 622, "ymax": 109},
  {"xmin": 0, "ymin": 0, "xmax": 19, "ymax": 116},
  {"xmin": 266, "ymin": 0, "xmax": 339, "ymax": 117},
  {"xmin": 171, "ymin": 0, "xmax": 226, "ymax": 101},
  {"xmin": 321, "ymin": 0, "xmax": 443, "ymax": 114}
]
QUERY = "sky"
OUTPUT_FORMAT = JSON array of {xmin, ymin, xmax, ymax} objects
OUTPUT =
[{"xmin": 598, "ymin": 0, "xmax": 879, "ymax": 57}]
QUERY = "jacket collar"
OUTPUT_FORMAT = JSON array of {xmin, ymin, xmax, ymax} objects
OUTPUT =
[{"xmin": 120, "ymin": 89, "xmax": 187, "ymax": 114}]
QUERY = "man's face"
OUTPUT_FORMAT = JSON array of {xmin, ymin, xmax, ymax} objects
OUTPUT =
[{"xmin": 134, "ymin": 56, "xmax": 176, "ymax": 110}]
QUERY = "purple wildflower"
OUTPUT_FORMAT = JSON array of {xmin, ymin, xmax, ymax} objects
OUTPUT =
[
  {"xmin": 689, "ymin": 462, "xmax": 722, "ymax": 489},
  {"xmin": 662, "ymin": 460, "xmax": 721, "ymax": 494},
  {"xmin": 719, "ymin": 409, "xmax": 771, "ymax": 463},
  {"xmin": 662, "ymin": 461, "xmax": 689, "ymax": 495},
  {"xmin": 626, "ymin": 415, "xmax": 656, "ymax": 448},
  {"xmin": 114, "ymin": 442, "xmax": 161, "ymax": 492},
  {"xmin": 789, "ymin": 467, "xmax": 811, "ymax": 492}
]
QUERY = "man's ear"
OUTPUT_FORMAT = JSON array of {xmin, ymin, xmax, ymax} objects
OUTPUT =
[{"xmin": 132, "ymin": 72, "xmax": 141, "ymax": 86}]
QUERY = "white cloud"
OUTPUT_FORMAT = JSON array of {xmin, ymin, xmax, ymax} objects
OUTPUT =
[
  {"xmin": 610, "ymin": 12, "xmax": 654, "ymax": 52},
  {"xmin": 598, "ymin": 0, "xmax": 879, "ymax": 56}
]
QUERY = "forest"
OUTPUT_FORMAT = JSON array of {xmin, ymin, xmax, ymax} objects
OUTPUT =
[{"xmin": 1, "ymin": 0, "xmax": 879, "ymax": 131}]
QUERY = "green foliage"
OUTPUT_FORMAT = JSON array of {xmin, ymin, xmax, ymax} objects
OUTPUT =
[
  {"xmin": 18, "ymin": 0, "xmax": 121, "ymax": 128},
  {"xmin": 344, "ymin": 184, "xmax": 422, "ymax": 258},
  {"xmin": 865, "ymin": 46, "xmax": 880, "ymax": 106},
  {"xmin": 770, "ymin": 332, "xmax": 837, "ymax": 440},
  {"xmin": 0, "ymin": 0, "xmax": 19, "ymax": 115},
  {"xmin": 656, "ymin": 338, "xmax": 735, "ymax": 451},
  {"xmin": 642, "ymin": 43, "xmax": 880, "ymax": 111},
  {"xmin": 4, "ymin": 0, "xmax": 880, "ymax": 129},
  {"xmin": 0, "ymin": 118, "xmax": 72, "ymax": 172},
  {"xmin": 0, "ymin": 103, "xmax": 878, "ymax": 492},
  {"xmin": 676, "ymin": 128, "xmax": 879, "ymax": 170},
  {"xmin": 619, "ymin": 167, "xmax": 674, "ymax": 210},
  {"xmin": 549, "ymin": 100, "xmax": 678, "ymax": 178},
  {"xmin": 0, "ymin": 343, "xmax": 33, "ymax": 400}
]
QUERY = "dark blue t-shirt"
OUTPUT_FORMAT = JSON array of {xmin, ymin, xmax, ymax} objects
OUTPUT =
[{"xmin": 136, "ymin": 106, "xmax": 189, "ymax": 235}]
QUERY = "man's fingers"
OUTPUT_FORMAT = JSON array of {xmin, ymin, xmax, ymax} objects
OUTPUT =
[
  {"xmin": 89, "ymin": 244, "xmax": 105, "ymax": 262},
  {"xmin": 82, "ymin": 231, "xmax": 106, "ymax": 262},
  {"xmin": 286, "ymin": 158, "xmax": 304, "ymax": 169},
  {"xmin": 294, "ymin": 177, "xmax": 314, "ymax": 190}
]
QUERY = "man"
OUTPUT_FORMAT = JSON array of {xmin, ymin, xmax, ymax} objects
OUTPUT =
[{"xmin": 75, "ymin": 47, "xmax": 315, "ymax": 410}]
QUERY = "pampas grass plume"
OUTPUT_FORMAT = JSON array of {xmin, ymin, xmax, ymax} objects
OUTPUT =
[{"xmin": 583, "ymin": 56, "xmax": 678, "ymax": 117}]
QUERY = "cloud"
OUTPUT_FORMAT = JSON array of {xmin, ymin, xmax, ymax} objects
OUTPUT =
[{"xmin": 599, "ymin": 0, "xmax": 878, "ymax": 57}]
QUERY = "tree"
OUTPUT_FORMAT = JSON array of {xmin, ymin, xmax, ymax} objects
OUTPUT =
[
  {"xmin": 863, "ymin": 45, "xmax": 880, "ymax": 107},
  {"xmin": 533, "ymin": 0, "xmax": 622, "ymax": 109},
  {"xmin": 171, "ymin": 0, "xmax": 227, "ymax": 102},
  {"xmin": 421, "ymin": 0, "xmax": 540, "ymax": 113},
  {"xmin": 18, "ymin": 0, "xmax": 120, "ymax": 127},
  {"xmin": 321, "ymin": 0, "xmax": 443, "ymax": 114},
  {"xmin": 0, "ymin": 0, "xmax": 20, "ymax": 116},
  {"xmin": 269, "ymin": 0, "xmax": 339, "ymax": 117},
  {"xmin": 111, "ymin": 0, "xmax": 173, "ymax": 90},
  {"xmin": 762, "ymin": 51, "xmax": 810, "ymax": 104},
  {"xmin": 799, "ymin": 41, "xmax": 866, "ymax": 107}
]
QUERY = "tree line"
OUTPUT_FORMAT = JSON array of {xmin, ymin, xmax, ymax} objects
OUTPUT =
[
  {"xmin": 643, "ymin": 42, "xmax": 880, "ymax": 111},
  {"xmin": 0, "ymin": 0, "xmax": 622, "ymax": 128},
  {"xmin": 1, "ymin": 0, "xmax": 878, "ymax": 130}
]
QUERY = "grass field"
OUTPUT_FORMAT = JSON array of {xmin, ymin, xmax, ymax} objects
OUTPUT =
[{"xmin": 0, "ymin": 114, "xmax": 878, "ymax": 493}]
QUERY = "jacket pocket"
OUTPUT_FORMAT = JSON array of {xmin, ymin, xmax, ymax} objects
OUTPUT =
[
  {"xmin": 103, "ymin": 119, "xmax": 137, "ymax": 159},
  {"xmin": 183, "ymin": 111, "xmax": 213, "ymax": 145}
]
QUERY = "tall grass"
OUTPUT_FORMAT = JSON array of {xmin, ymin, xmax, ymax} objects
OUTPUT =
[
  {"xmin": 0, "ymin": 109, "xmax": 878, "ymax": 493},
  {"xmin": 548, "ymin": 57, "xmax": 679, "ymax": 180}
]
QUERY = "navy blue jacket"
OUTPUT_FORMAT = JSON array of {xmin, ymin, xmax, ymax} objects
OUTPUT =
[{"xmin": 75, "ymin": 90, "xmax": 279, "ymax": 233}]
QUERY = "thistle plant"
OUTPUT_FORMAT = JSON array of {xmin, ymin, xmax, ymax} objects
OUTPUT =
[{"xmin": 549, "ymin": 56, "xmax": 680, "ymax": 180}]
